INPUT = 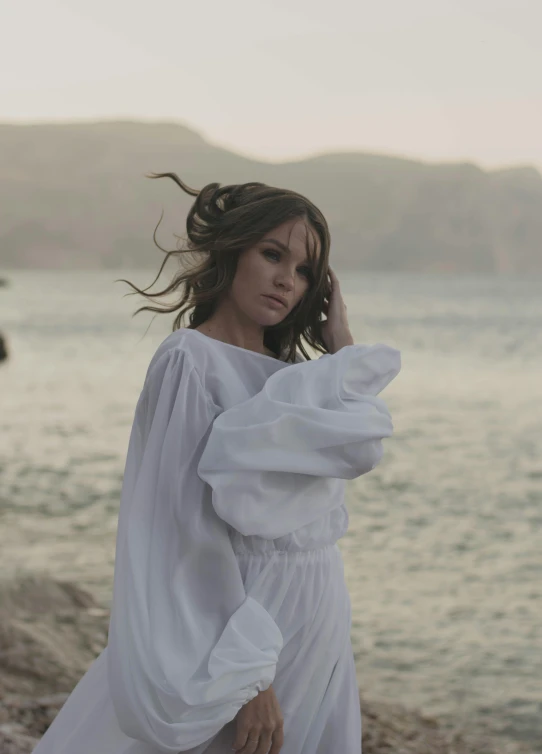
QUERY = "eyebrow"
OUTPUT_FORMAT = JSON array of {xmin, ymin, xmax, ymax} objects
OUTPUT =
[{"xmin": 263, "ymin": 238, "xmax": 310, "ymax": 264}]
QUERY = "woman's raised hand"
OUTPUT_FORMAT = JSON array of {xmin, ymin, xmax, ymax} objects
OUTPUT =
[
  {"xmin": 232, "ymin": 685, "xmax": 284, "ymax": 754},
  {"xmin": 321, "ymin": 267, "xmax": 354, "ymax": 354}
]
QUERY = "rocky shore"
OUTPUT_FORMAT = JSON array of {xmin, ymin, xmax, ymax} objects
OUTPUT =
[{"xmin": 0, "ymin": 575, "xmax": 532, "ymax": 754}]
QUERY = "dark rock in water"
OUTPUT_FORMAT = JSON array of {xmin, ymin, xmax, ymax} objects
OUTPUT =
[
  {"xmin": 0, "ymin": 277, "xmax": 8, "ymax": 287},
  {"xmin": 0, "ymin": 332, "xmax": 8, "ymax": 362}
]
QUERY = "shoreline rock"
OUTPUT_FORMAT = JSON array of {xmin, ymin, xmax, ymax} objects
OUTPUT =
[{"xmin": 0, "ymin": 575, "xmax": 533, "ymax": 753}]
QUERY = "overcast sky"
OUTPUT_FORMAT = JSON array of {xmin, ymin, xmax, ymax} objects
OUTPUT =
[{"xmin": 1, "ymin": 0, "xmax": 541, "ymax": 169}]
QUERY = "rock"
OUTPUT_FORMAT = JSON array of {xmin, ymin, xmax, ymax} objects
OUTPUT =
[
  {"xmin": 0, "ymin": 727, "xmax": 40, "ymax": 754},
  {"xmin": 0, "ymin": 331, "xmax": 7, "ymax": 362},
  {"xmin": 0, "ymin": 574, "xmax": 109, "ymax": 698}
]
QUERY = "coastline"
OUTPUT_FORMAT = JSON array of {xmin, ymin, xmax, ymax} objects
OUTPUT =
[{"xmin": 0, "ymin": 575, "xmax": 534, "ymax": 754}]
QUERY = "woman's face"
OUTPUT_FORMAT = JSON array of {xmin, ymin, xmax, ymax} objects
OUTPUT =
[{"xmin": 227, "ymin": 217, "xmax": 320, "ymax": 326}]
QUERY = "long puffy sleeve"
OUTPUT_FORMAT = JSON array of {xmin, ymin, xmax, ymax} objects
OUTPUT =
[
  {"xmin": 197, "ymin": 343, "xmax": 400, "ymax": 539},
  {"xmin": 107, "ymin": 347, "xmax": 283, "ymax": 753}
]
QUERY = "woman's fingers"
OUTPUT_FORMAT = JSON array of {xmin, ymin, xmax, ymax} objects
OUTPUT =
[
  {"xmin": 232, "ymin": 728, "xmax": 249, "ymax": 751},
  {"xmin": 235, "ymin": 727, "xmax": 283, "ymax": 753},
  {"xmin": 254, "ymin": 731, "xmax": 273, "ymax": 754},
  {"xmin": 237, "ymin": 732, "xmax": 262, "ymax": 754},
  {"xmin": 269, "ymin": 727, "xmax": 284, "ymax": 754},
  {"xmin": 234, "ymin": 725, "xmax": 282, "ymax": 753},
  {"xmin": 236, "ymin": 734, "xmax": 258, "ymax": 754}
]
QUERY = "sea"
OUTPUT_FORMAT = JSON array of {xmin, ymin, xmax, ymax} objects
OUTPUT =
[{"xmin": 0, "ymin": 269, "xmax": 541, "ymax": 750}]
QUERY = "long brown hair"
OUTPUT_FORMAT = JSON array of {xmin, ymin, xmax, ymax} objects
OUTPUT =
[{"xmin": 118, "ymin": 172, "xmax": 332, "ymax": 362}]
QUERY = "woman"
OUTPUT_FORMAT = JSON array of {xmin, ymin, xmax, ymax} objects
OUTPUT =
[{"xmin": 33, "ymin": 174, "xmax": 400, "ymax": 754}]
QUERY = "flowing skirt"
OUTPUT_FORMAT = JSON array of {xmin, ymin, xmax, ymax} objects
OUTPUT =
[{"xmin": 33, "ymin": 543, "xmax": 361, "ymax": 753}]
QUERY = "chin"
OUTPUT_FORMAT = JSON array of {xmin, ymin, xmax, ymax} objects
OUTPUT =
[
  {"xmin": 259, "ymin": 316, "xmax": 286, "ymax": 328},
  {"xmin": 255, "ymin": 304, "xmax": 288, "ymax": 325}
]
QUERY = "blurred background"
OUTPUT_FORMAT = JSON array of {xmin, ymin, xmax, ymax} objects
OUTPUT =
[{"xmin": 0, "ymin": 1, "xmax": 541, "ymax": 752}]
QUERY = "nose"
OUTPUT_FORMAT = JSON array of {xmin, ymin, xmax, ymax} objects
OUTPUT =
[{"xmin": 275, "ymin": 267, "xmax": 295, "ymax": 291}]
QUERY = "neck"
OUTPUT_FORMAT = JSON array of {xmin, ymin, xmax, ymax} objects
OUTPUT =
[{"xmin": 195, "ymin": 315, "xmax": 276, "ymax": 358}]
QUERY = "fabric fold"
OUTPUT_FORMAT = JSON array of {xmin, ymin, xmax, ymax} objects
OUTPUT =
[
  {"xmin": 207, "ymin": 596, "xmax": 284, "ymax": 697},
  {"xmin": 107, "ymin": 347, "xmax": 283, "ymax": 753},
  {"xmin": 197, "ymin": 343, "xmax": 400, "ymax": 539}
]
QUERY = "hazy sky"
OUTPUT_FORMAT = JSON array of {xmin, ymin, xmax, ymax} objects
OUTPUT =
[{"xmin": 2, "ymin": 0, "xmax": 541, "ymax": 168}]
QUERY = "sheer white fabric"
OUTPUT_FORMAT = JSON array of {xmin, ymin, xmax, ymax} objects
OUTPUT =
[
  {"xmin": 198, "ymin": 342, "xmax": 398, "ymax": 539},
  {"xmin": 33, "ymin": 329, "xmax": 401, "ymax": 754}
]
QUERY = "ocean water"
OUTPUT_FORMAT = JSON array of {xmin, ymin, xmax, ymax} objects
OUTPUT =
[{"xmin": 0, "ymin": 269, "xmax": 541, "ymax": 749}]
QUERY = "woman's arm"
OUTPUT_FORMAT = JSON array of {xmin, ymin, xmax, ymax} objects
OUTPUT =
[
  {"xmin": 197, "ymin": 342, "xmax": 401, "ymax": 539},
  {"xmin": 107, "ymin": 347, "xmax": 283, "ymax": 753}
]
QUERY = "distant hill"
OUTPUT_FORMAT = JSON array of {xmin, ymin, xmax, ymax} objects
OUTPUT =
[{"xmin": 1, "ymin": 120, "xmax": 541, "ymax": 274}]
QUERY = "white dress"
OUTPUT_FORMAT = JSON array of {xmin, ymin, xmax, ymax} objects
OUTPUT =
[{"xmin": 33, "ymin": 327, "xmax": 401, "ymax": 754}]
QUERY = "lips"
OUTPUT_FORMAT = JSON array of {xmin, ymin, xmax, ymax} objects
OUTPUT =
[{"xmin": 263, "ymin": 294, "xmax": 287, "ymax": 307}]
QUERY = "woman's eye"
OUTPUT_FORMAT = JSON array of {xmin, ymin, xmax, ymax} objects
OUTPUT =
[{"xmin": 263, "ymin": 250, "xmax": 312, "ymax": 280}]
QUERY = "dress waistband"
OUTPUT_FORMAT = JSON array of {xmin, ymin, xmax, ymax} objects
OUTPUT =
[
  {"xmin": 227, "ymin": 505, "xmax": 349, "ymax": 557},
  {"xmin": 232, "ymin": 542, "xmax": 340, "ymax": 558}
]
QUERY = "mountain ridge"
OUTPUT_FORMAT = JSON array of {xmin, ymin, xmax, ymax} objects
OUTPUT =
[{"xmin": 1, "ymin": 120, "xmax": 541, "ymax": 274}]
